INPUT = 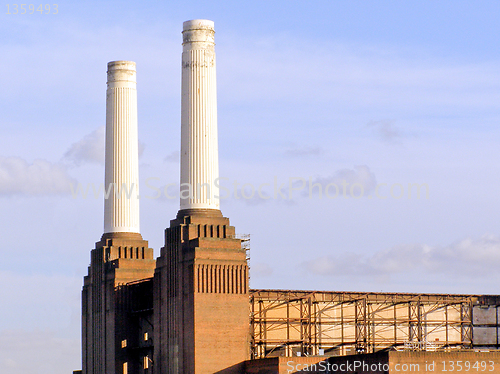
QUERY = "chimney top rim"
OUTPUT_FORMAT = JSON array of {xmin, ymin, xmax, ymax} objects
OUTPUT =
[
  {"xmin": 183, "ymin": 19, "xmax": 214, "ymax": 32},
  {"xmin": 107, "ymin": 61, "xmax": 136, "ymax": 70}
]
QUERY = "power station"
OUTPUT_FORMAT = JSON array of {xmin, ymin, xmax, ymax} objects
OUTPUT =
[{"xmin": 78, "ymin": 20, "xmax": 500, "ymax": 374}]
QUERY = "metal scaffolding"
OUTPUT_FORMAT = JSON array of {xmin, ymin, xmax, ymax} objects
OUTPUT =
[{"xmin": 250, "ymin": 289, "xmax": 476, "ymax": 359}]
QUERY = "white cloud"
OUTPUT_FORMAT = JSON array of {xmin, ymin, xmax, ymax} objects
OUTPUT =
[
  {"xmin": 0, "ymin": 157, "xmax": 76, "ymax": 196},
  {"xmin": 302, "ymin": 234, "xmax": 500, "ymax": 279},
  {"xmin": 64, "ymin": 126, "xmax": 105, "ymax": 165}
]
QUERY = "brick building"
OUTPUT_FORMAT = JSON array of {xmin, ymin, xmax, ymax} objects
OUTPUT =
[{"xmin": 78, "ymin": 20, "xmax": 500, "ymax": 374}]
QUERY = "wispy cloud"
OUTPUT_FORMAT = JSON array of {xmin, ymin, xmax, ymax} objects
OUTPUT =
[
  {"xmin": 64, "ymin": 126, "xmax": 105, "ymax": 165},
  {"xmin": 301, "ymin": 234, "xmax": 500, "ymax": 279},
  {"xmin": 138, "ymin": 141, "xmax": 146, "ymax": 158},
  {"xmin": 0, "ymin": 329, "xmax": 79, "ymax": 374},
  {"xmin": 0, "ymin": 271, "xmax": 80, "ymax": 329},
  {"xmin": 231, "ymin": 185, "xmax": 272, "ymax": 206},
  {"xmin": 0, "ymin": 270, "xmax": 81, "ymax": 374},
  {"xmin": 224, "ymin": 165, "xmax": 377, "ymax": 206},
  {"xmin": 303, "ymin": 165, "xmax": 377, "ymax": 197},
  {"xmin": 138, "ymin": 170, "xmax": 377, "ymax": 206},
  {"xmin": 0, "ymin": 19, "xmax": 179, "ymax": 103},
  {"xmin": 164, "ymin": 151, "xmax": 179, "ymax": 163},
  {"xmin": 367, "ymin": 119, "xmax": 403, "ymax": 143},
  {"xmin": 250, "ymin": 262, "xmax": 274, "ymax": 278},
  {"xmin": 285, "ymin": 146, "xmax": 323, "ymax": 157},
  {"xmin": 219, "ymin": 36, "xmax": 500, "ymax": 117},
  {"xmin": 64, "ymin": 126, "xmax": 145, "ymax": 166},
  {"xmin": 0, "ymin": 157, "xmax": 76, "ymax": 196}
]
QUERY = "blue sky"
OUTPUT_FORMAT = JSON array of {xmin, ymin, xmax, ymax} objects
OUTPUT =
[{"xmin": 1, "ymin": 1, "xmax": 500, "ymax": 373}]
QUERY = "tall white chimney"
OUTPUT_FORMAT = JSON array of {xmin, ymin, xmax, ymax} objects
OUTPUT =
[
  {"xmin": 180, "ymin": 19, "xmax": 220, "ymax": 211},
  {"xmin": 103, "ymin": 61, "xmax": 140, "ymax": 233}
]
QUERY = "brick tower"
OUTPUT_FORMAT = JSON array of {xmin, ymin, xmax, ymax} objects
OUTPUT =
[
  {"xmin": 153, "ymin": 20, "xmax": 250, "ymax": 374},
  {"xmin": 82, "ymin": 61, "xmax": 156, "ymax": 374}
]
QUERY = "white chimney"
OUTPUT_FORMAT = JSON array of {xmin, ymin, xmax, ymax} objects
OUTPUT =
[
  {"xmin": 180, "ymin": 20, "xmax": 220, "ymax": 211},
  {"xmin": 104, "ymin": 61, "xmax": 140, "ymax": 233}
]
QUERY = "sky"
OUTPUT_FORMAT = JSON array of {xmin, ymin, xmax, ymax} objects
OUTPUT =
[{"xmin": 1, "ymin": 1, "xmax": 500, "ymax": 372}]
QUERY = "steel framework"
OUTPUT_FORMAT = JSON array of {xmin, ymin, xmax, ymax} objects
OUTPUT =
[{"xmin": 250, "ymin": 289, "xmax": 475, "ymax": 358}]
